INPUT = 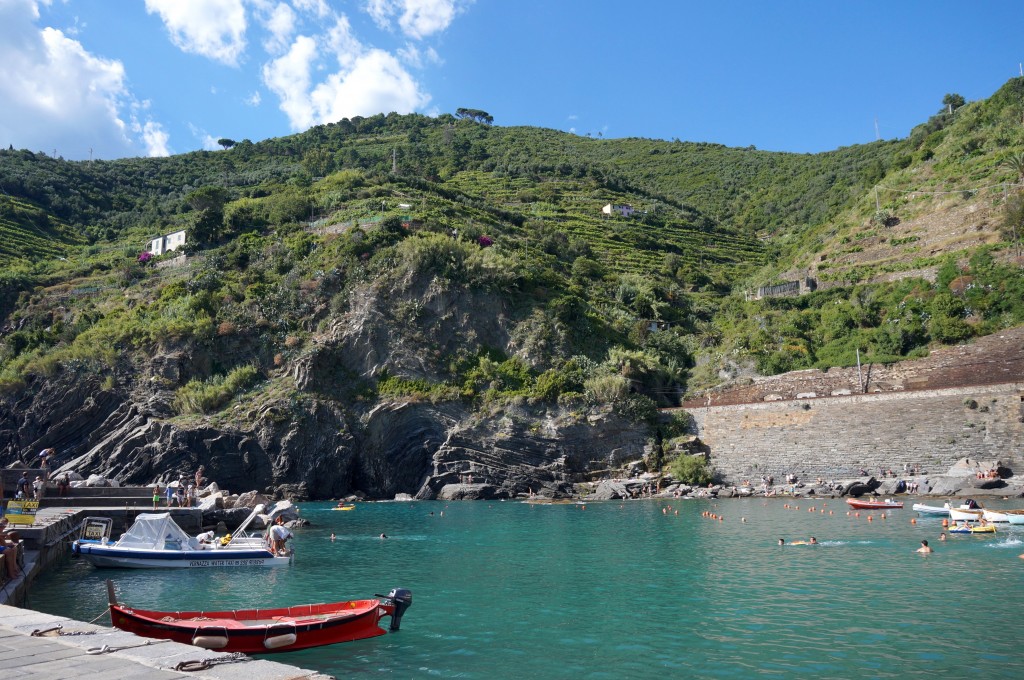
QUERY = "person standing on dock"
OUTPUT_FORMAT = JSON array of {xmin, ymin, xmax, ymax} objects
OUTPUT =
[{"xmin": 38, "ymin": 448, "xmax": 55, "ymax": 481}]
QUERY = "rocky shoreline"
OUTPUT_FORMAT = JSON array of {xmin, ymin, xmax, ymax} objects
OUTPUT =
[{"xmin": 582, "ymin": 456, "xmax": 1022, "ymax": 502}]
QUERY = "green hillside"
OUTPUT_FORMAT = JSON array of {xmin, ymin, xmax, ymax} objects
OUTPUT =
[{"xmin": 1, "ymin": 80, "xmax": 1023, "ymax": 417}]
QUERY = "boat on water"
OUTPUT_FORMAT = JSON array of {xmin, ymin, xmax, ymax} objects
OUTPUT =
[
  {"xmin": 945, "ymin": 498, "xmax": 983, "ymax": 522},
  {"xmin": 845, "ymin": 498, "xmax": 904, "ymax": 510},
  {"xmin": 105, "ymin": 581, "xmax": 412, "ymax": 653},
  {"xmin": 332, "ymin": 504, "xmax": 356, "ymax": 511},
  {"xmin": 982, "ymin": 509, "xmax": 1012, "ymax": 523},
  {"xmin": 913, "ymin": 501, "xmax": 983, "ymax": 517},
  {"xmin": 912, "ymin": 503, "xmax": 951, "ymax": 516},
  {"xmin": 948, "ymin": 523, "xmax": 997, "ymax": 534},
  {"xmin": 72, "ymin": 504, "xmax": 292, "ymax": 568},
  {"xmin": 1003, "ymin": 509, "xmax": 1024, "ymax": 525},
  {"xmin": 948, "ymin": 507, "xmax": 984, "ymax": 522}
]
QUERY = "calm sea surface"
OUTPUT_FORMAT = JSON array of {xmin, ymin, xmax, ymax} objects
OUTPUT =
[{"xmin": 29, "ymin": 499, "xmax": 1024, "ymax": 679}]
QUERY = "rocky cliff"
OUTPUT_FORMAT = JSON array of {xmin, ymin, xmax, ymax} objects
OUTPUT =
[{"xmin": 0, "ymin": 358, "xmax": 650, "ymax": 500}]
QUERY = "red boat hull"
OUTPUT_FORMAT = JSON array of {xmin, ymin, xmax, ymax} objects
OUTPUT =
[
  {"xmin": 845, "ymin": 498, "xmax": 904, "ymax": 510},
  {"xmin": 110, "ymin": 599, "xmax": 394, "ymax": 653}
]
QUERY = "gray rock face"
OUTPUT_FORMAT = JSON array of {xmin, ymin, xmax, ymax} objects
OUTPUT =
[
  {"xmin": 437, "ymin": 483, "xmax": 506, "ymax": 500},
  {"xmin": 844, "ymin": 479, "xmax": 880, "ymax": 497},
  {"xmin": 0, "ymin": 344, "xmax": 650, "ymax": 501},
  {"xmin": 591, "ymin": 481, "xmax": 629, "ymax": 501}
]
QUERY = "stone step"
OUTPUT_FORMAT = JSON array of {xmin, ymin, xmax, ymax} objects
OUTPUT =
[{"xmin": 37, "ymin": 497, "xmax": 183, "ymax": 509}]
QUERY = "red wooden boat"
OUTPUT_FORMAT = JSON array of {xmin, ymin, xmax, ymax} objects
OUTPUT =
[
  {"xmin": 106, "ymin": 581, "xmax": 412, "ymax": 653},
  {"xmin": 845, "ymin": 498, "xmax": 904, "ymax": 510}
]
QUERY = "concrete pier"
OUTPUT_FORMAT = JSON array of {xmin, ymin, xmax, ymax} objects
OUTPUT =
[{"xmin": 0, "ymin": 604, "xmax": 332, "ymax": 679}]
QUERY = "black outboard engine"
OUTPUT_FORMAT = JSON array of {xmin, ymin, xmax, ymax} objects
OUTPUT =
[{"xmin": 382, "ymin": 588, "xmax": 413, "ymax": 631}]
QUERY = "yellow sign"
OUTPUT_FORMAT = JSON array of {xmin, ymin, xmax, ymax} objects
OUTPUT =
[{"xmin": 4, "ymin": 500, "xmax": 39, "ymax": 525}]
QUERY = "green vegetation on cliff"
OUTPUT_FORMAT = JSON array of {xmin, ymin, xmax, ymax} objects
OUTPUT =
[{"xmin": 2, "ymin": 80, "xmax": 1024, "ymax": 421}]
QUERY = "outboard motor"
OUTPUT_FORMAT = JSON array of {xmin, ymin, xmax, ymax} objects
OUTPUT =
[{"xmin": 383, "ymin": 588, "xmax": 413, "ymax": 631}]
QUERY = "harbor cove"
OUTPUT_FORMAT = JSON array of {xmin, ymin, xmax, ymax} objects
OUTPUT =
[
  {"xmin": 5, "ymin": 23, "xmax": 1024, "ymax": 680},
  {"xmin": 23, "ymin": 499, "xmax": 1024, "ymax": 678}
]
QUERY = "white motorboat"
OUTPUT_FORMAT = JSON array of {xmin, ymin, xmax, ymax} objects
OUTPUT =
[
  {"xmin": 912, "ymin": 503, "xmax": 951, "ymax": 516},
  {"xmin": 949, "ymin": 507, "xmax": 984, "ymax": 522},
  {"xmin": 72, "ymin": 504, "xmax": 292, "ymax": 568}
]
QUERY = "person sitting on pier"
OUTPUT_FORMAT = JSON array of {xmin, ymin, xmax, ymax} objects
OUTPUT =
[{"xmin": 0, "ymin": 519, "xmax": 22, "ymax": 580}]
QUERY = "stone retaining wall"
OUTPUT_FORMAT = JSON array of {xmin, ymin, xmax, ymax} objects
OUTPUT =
[{"xmin": 686, "ymin": 383, "xmax": 1024, "ymax": 482}]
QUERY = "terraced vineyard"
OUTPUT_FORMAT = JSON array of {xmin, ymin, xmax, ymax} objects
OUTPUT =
[
  {"xmin": 442, "ymin": 170, "xmax": 764, "ymax": 276},
  {"xmin": 0, "ymin": 196, "xmax": 87, "ymax": 261}
]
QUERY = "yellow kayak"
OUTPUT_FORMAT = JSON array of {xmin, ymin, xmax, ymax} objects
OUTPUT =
[
  {"xmin": 949, "ymin": 524, "xmax": 996, "ymax": 534},
  {"xmin": 332, "ymin": 504, "xmax": 356, "ymax": 511}
]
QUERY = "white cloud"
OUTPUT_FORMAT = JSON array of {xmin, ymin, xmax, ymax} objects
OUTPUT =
[
  {"xmin": 262, "ymin": 34, "xmax": 317, "ymax": 129},
  {"xmin": 398, "ymin": 42, "xmax": 441, "ymax": 68},
  {"xmin": 140, "ymin": 120, "xmax": 171, "ymax": 156},
  {"xmin": 144, "ymin": 0, "xmax": 247, "ymax": 66},
  {"xmin": 293, "ymin": 0, "xmax": 330, "ymax": 18},
  {"xmin": 257, "ymin": 1, "xmax": 296, "ymax": 55},
  {"xmin": 365, "ymin": 0, "xmax": 464, "ymax": 40},
  {"xmin": 0, "ymin": 0, "xmax": 145, "ymax": 159},
  {"xmin": 311, "ymin": 48, "xmax": 429, "ymax": 122},
  {"xmin": 245, "ymin": 90, "xmax": 262, "ymax": 106},
  {"xmin": 263, "ymin": 20, "xmax": 429, "ymax": 131},
  {"xmin": 324, "ymin": 14, "xmax": 362, "ymax": 69}
]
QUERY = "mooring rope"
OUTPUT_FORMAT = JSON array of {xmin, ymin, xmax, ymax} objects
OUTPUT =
[
  {"xmin": 86, "ymin": 639, "xmax": 170, "ymax": 654},
  {"xmin": 173, "ymin": 651, "xmax": 251, "ymax": 672}
]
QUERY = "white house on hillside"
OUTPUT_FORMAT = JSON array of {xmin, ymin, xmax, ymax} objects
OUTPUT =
[
  {"xmin": 148, "ymin": 229, "xmax": 187, "ymax": 256},
  {"xmin": 602, "ymin": 203, "xmax": 635, "ymax": 218}
]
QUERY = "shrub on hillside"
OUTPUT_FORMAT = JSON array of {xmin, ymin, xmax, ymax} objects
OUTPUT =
[
  {"xmin": 668, "ymin": 453, "xmax": 715, "ymax": 486},
  {"xmin": 173, "ymin": 364, "xmax": 260, "ymax": 414}
]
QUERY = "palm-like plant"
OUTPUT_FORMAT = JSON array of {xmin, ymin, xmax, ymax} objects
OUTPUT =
[{"xmin": 1001, "ymin": 152, "xmax": 1024, "ymax": 183}]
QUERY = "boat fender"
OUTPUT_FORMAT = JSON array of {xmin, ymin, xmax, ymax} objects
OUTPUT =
[
  {"xmin": 191, "ymin": 635, "xmax": 229, "ymax": 649},
  {"xmin": 264, "ymin": 633, "xmax": 297, "ymax": 649}
]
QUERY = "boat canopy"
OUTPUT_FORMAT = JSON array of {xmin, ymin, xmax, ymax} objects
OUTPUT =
[{"xmin": 115, "ymin": 513, "xmax": 197, "ymax": 550}]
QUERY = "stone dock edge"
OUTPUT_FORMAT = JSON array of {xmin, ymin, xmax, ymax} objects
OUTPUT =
[{"xmin": 0, "ymin": 603, "xmax": 333, "ymax": 680}]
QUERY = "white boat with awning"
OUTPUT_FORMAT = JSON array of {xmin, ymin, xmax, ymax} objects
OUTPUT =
[{"xmin": 72, "ymin": 504, "xmax": 292, "ymax": 568}]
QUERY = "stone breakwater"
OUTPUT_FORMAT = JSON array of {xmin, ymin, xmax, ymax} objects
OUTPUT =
[{"xmin": 683, "ymin": 383, "xmax": 1024, "ymax": 484}]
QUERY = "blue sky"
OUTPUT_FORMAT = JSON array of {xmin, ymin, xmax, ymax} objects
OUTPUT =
[{"xmin": 2, "ymin": 0, "xmax": 1023, "ymax": 161}]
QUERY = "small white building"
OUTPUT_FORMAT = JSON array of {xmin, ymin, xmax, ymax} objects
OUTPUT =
[
  {"xmin": 148, "ymin": 229, "xmax": 187, "ymax": 256},
  {"xmin": 602, "ymin": 203, "xmax": 635, "ymax": 218}
]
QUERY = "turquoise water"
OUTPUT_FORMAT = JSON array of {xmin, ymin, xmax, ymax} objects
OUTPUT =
[{"xmin": 28, "ymin": 499, "xmax": 1024, "ymax": 678}]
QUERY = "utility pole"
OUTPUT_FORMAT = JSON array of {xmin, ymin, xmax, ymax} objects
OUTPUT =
[
  {"xmin": 392, "ymin": 147, "xmax": 397, "ymax": 174},
  {"xmin": 856, "ymin": 348, "xmax": 863, "ymax": 393},
  {"xmin": 874, "ymin": 187, "xmax": 880, "ymax": 212}
]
